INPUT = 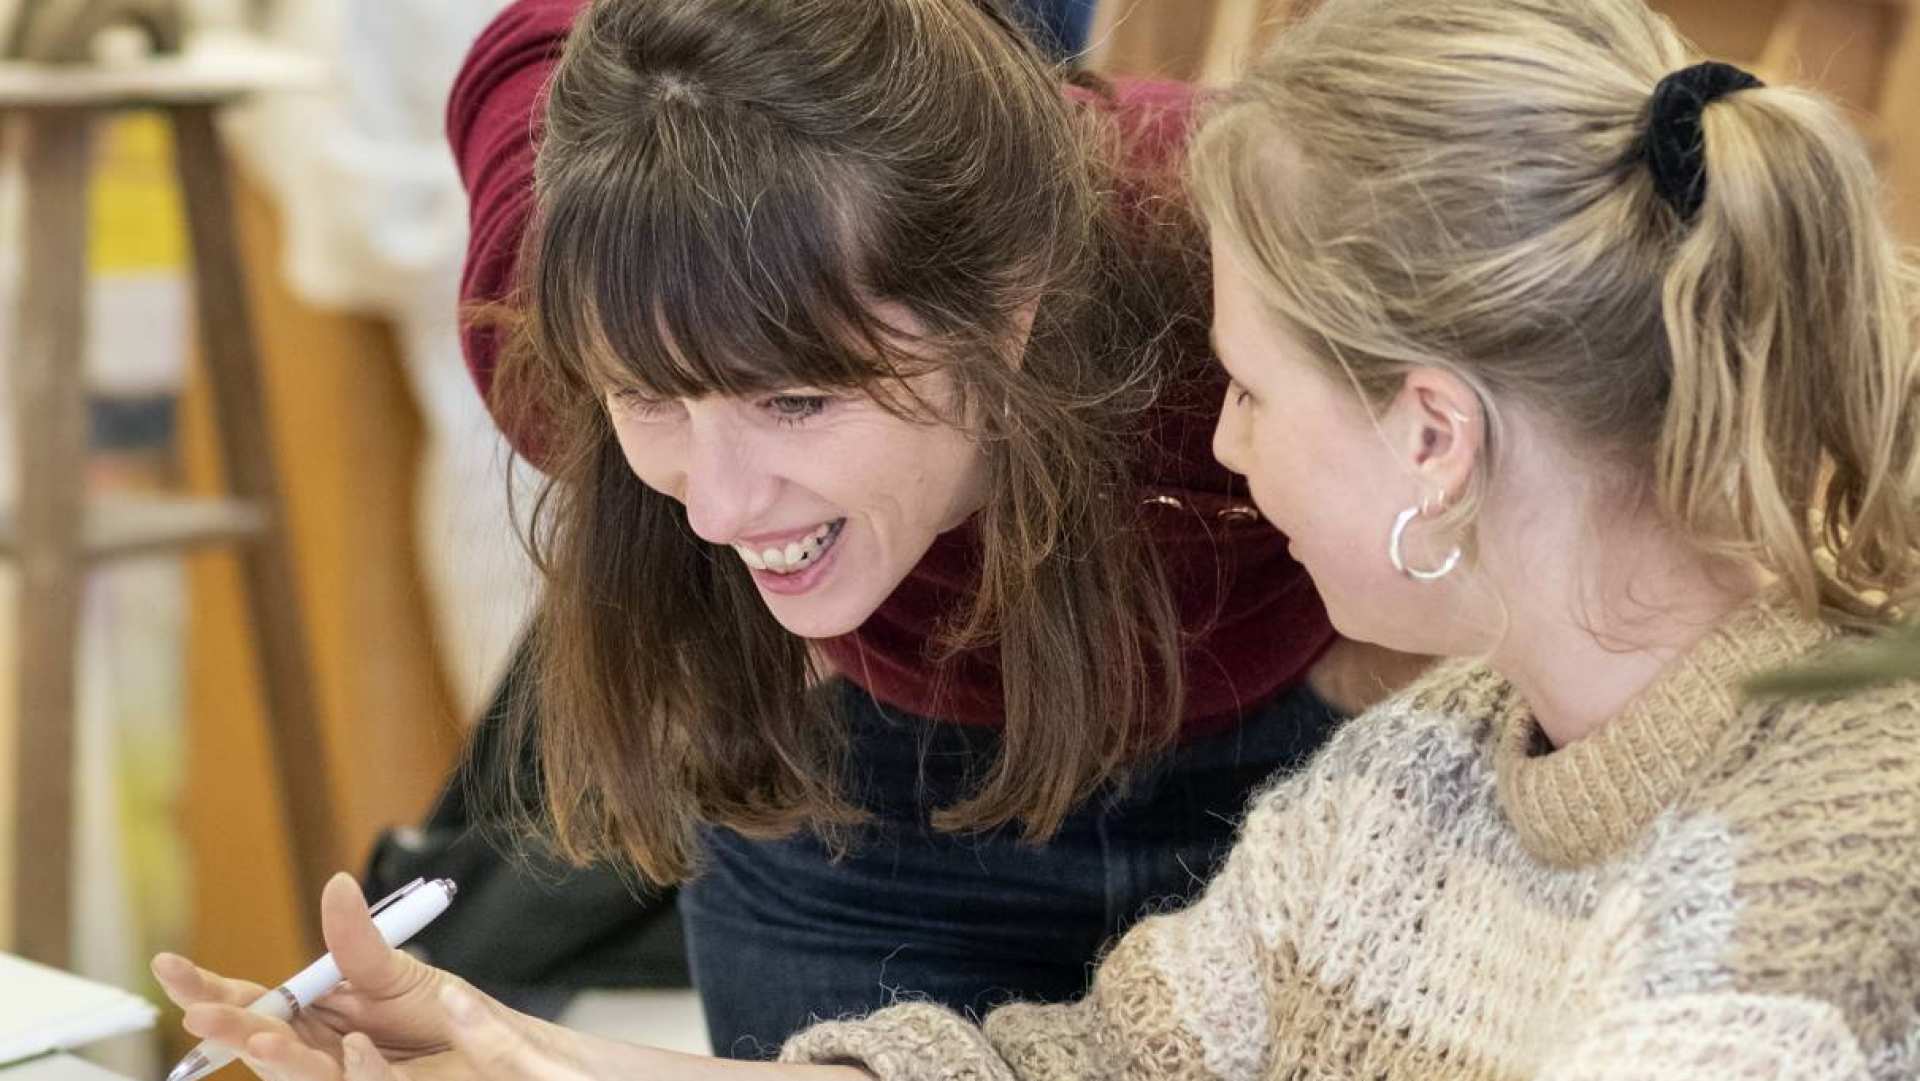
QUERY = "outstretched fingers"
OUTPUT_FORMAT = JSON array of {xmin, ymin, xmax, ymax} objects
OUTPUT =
[{"xmin": 152, "ymin": 954, "xmax": 269, "ymax": 1011}]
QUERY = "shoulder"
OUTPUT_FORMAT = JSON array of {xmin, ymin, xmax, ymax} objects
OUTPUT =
[
  {"xmin": 448, "ymin": 0, "xmax": 582, "ymax": 163},
  {"xmin": 1241, "ymin": 659, "xmax": 1505, "ymax": 841},
  {"xmin": 1699, "ymin": 678, "xmax": 1920, "ymax": 849},
  {"xmin": 1625, "ymin": 681, "xmax": 1920, "ymax": 1064}
]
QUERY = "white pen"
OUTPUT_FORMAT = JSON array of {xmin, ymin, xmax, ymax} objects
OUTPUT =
[{"xmin": 163, "ymin": 878, "xmax": 458, "ymax": 1081}]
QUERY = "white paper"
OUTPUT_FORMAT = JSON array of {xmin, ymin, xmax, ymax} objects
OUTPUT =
[
  {"xmin": 0, "ymin": 955, "xmax": 156, "ymax": 1067},
  {"xmin": 0, "ymin": 1054, "xmax": 139, "ymax": 1081}
]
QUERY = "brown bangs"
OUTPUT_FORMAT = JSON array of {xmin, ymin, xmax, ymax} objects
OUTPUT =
[{"xmin": 529, "ymin": 100, "xmax": 947, "ymax": 410}]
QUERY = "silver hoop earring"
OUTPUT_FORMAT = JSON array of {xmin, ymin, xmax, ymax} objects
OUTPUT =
[{"xmin": 1389, "ymin": 505, "xmax": 1461, "ymax": 581}]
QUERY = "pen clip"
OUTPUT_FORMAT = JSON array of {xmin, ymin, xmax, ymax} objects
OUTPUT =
[{"xmin": 367, "ymin": 877, "xmax": 426, "ymax": 918}]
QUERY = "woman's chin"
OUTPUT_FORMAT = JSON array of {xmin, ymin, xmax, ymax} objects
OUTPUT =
[{"xmin": 759, "ymin": 585, "xmax": 879, "ymax": 640}]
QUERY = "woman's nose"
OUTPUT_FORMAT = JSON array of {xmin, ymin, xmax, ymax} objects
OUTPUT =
[{"xmin": 680, "ymin": 424, "xmax": 779, "ymax": 544}]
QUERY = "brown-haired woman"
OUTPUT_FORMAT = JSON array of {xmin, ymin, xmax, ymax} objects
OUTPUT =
[{"xmin": 152, "ymin": 0, "xmax": 1424, "ymax": 1064}]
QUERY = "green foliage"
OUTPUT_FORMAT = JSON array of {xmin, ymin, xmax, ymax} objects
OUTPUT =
[{"xmin": 1748, "ymin": 621, "xmax": 1920, "ymax": 698}]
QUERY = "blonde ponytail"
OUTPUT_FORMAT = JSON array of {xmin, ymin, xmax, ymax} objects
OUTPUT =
[
  {"xmin": 1191, "ymin": 0, "xmax": 1920, "ymax": 627},
  {"xmin": 1660, "ymin": 85, "xmax": 1920, "ymax": 623}
]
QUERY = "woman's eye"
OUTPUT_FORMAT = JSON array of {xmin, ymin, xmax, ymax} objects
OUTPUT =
[
  {"xmin": 1230, "ymin": 382, "xmax": 1253, "ymax": 407},
  {"xmin": 763, "ymin": 394, "xmax": 831, "ymax": 425}
]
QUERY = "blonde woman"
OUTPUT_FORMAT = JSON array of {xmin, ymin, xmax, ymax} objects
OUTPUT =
[{"xmin": 157, "ymin": 0, "xmax": 1919, "ymax": 1077}]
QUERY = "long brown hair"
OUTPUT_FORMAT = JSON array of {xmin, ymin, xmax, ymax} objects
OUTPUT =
[
  {"xmin": 1192, "ymin": 0, "xmax": 1920, "ymax": 628},
  {"xmin": 488, "ymin": 0, "xmax": 1206, "ymax": 883}
]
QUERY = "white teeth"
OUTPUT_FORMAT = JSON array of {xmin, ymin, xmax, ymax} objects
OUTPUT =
[{"xmin": 733, "ymin": 520, "xmax": 844, "ymax": 576}]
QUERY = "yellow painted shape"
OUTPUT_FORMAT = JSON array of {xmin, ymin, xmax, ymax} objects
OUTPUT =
[{"xmin": 91, "ymin": 113, "xmax": 188, "ymax": 273}]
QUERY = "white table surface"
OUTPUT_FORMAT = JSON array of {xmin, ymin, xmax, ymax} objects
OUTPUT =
[{"xmin": 0, "ymin": 1054, "xmax": 138, "ymax": 1081}]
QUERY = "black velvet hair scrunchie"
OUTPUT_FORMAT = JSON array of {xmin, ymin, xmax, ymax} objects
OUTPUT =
[{"xmin": 1640, "ymin": 61, "xmax": 1765, "ymax": 222}]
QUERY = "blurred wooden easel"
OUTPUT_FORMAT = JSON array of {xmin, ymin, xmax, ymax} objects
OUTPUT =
[{"xmin": 0, "ymin": 0, "xmax": 335, "ymax": 966}]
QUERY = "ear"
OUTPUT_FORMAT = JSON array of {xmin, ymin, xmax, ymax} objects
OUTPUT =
[{"xmin": 1384, "ymin": 367, "xmax": 1483, "ymax": 506}]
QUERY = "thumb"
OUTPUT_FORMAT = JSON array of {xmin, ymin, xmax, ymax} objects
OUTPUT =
[{"xmin": 320, "ymin": 873, "xmax": 417, "ymax": 996}]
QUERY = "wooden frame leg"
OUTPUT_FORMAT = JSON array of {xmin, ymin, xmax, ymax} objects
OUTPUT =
[
  {"xmin": 169, "ymin": 104, "xmax": 336, "ymax": 950},
  {"xmin": 8, "ymin": 107, "xmax": 93, "ymax": 967}
]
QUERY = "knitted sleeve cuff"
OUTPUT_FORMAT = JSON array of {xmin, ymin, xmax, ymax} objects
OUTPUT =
[{"xmin": 780, "ymin": 1002, "xmax": 1019, "ymax": 1081}]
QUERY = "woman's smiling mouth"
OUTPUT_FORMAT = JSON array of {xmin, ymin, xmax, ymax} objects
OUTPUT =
[{"xmin": 732, "ymin": 518, "xmax": 847, "ymax": 575}]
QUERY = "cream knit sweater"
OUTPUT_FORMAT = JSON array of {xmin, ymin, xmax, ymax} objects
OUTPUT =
[{"xmin": 781, "ymin": 599, "xmax": 1920, "ymax": 1079}]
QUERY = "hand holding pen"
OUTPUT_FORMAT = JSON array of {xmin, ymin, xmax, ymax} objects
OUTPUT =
[
  {"xmin": 151, "ymin": 874, "xmax": 475, "ymax": 1081},
  {"xmin": 149, "ymin": 871, "xmax": 856, "ymax": 1081}
]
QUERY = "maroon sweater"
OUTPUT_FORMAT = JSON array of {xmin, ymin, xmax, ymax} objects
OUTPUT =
[{"xmin": 448, "ymin": 0, "xmax": 1333, "ymax": 736}]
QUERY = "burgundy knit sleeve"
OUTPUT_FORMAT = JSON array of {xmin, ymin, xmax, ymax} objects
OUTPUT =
[{"xmin": 447, "ymin": 0, "xmax": 584, "ymax": 460}]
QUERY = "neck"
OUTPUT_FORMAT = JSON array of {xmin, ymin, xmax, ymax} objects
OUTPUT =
[{"xmin": 1485, "ymin": 512, "xmax": 1763, "ymax": 749}]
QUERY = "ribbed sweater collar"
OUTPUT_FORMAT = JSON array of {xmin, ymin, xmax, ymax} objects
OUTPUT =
[{"xmin": 1491, "ymin": 595, "xmax": 1831, "ymax": 868}]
